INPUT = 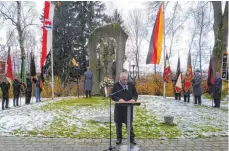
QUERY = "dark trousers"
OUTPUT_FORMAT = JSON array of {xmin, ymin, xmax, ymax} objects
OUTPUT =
[
  {"xmin": 214, "ymin": 99, "xmax": 220, "ymax": 107},
  {"xmin": 13, "ymin": 96, "xmax": 19, "ymax": 106},
  {"xmin": 184, "ymin": 95, "xmax": 190, "ymax": 102},
  {"xmin": 175, "ymin": 93, "xmax": 181, "ymax": 100},
  {"xmin": 25, "ymin": 91, "xmax": 32, "ymax": 104},
  {"xmin": 2, "ymin": 96, "xmax": 9, "ymax": 110},
  {"xmin": 116, "ymin": 122, "xmax": 135, "ymax": 140},
  {"xmin": 195, "ymin": 96, "xmax": 201, "ymax": 104},
  {"xmin": 85, "ymin": 90, "xmax": 91, "ymax": 98}
]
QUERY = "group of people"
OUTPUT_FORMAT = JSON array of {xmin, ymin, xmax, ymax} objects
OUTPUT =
[
  {"xmin": 173, "ymin": 70, "xmax": 223, "ymax": 108},
  {"xmin": 0, "ymin": 73, "xmax": 44, "ymax": 110}
]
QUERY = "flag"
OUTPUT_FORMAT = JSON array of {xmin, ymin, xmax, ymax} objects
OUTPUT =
[
  {"xmin": 184, "ymin": 50, "xmax": 193, "ymax": 92},
  {"xmin": 40, "ymin": 1, "xmax": 55, "ymax": 72},
  {"xmin": 175, "ymin": 56, "xmax": 182, "ymax": 93},
  {"xmin": 104, "ymin": 87, "xmax": 110, "ymax": 97},
  {"xmin": 72, "ymin": 57, "xmax": 79, "ymax": 67},
  {"xmin": 21, "ymin": 56, "xmax": 26, "ymax": 85},
  {"xmin": 175, "ymin": 72, "xmax": 182, "ymax": 93},
  {"xmin": 6, "ymin": 47, "xmax": 13, "ymax": 83},
  {"xmin": 30, "ymin": 53, "xmax": 36, "ymax": 77},
  {"xmin": 163, "ymin": 53, "xmax": 171, "ymax": 82},
  {"xmin": 207, "ymin": 57, "xmax": 214, "ymax": 94},
  {"xmin": 146, "ymin": 2, "xmax": 164, "ymax": 64}
]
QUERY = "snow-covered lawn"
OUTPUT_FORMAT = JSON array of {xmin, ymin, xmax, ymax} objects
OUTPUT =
[{"xmin": 0, "ymin": 95, "xmax": 227, "ymax": 138}]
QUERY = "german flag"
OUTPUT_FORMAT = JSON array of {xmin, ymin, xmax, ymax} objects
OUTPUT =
[{"xmin": 146, "ymin": 3, "xmax": 164, "ymax": 64}]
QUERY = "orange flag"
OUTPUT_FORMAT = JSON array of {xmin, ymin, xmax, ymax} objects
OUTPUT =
[{"xmin": 146, "ymin": 3, "xmax": 164, "ymax": 64}]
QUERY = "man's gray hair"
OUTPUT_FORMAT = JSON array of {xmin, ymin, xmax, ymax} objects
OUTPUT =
[{"xmin": 120, "ymin": 72, "xmax": 128, "ymax": 78}]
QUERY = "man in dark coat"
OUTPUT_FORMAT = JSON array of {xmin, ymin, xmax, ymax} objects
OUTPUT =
[
  {"xmin": 193, "ymin": 70, "xmax": 202, "ymax": 104},
  {"xmin": 111, "ymin": 72, "xmax": 138, "ymax": 145},
  {"xmin": 213, "ymin": 72, "xmax": 222, "ymax": 108},
  {"xmin": 84, "ymin": 67, "xmax": 93, "ymax": 98},
  {"xmin": 13, "ymin": 77, "xmax": 21, "ymax": 106},
  {"xmin": 0, "ymin": 77, "xmax": 10, "ymax": 110},
  {"xmin": 25, "ymin": 74, "xmax": 32, "ymax": 104}
]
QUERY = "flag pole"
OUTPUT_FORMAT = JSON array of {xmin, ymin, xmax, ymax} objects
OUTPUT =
[
  {"xmin": 51, "ymin": 2, "xmax": 54, "ymax": 99},
  {"xmin": 163, "ymin": 2, "xmax": 166, "ymax": 98}
]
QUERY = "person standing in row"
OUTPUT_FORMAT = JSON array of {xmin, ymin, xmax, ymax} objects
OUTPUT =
[
  {"xmin": 84, "ymin": 67, "xmax": 93, "ymax": 98},
  {"xmin": 213, "ymin": 72, "xmax": 222, "ymax": 108},
  {"xmin": 25, "ymin": 74, "xmax": 32, "ymax": 104},
  {"xmin": 13, "ymin": 77, "xmax": 21, "ymax": 106},
  {"xmin": 192, "ymin": 70, "xmax": 202, "ymax": 105},
  {"xmin": 0, "ymin": 76, "xmax": 10, "ymax": 110}
]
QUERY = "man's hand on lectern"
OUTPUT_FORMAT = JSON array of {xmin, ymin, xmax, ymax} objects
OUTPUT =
[
  {"xmin": 119, "ymin": 99, "xmax": 126, "ymax": 103},
  {"xmin": 128, "ymin": 99, "xmax": 136, "ymax": 103}
]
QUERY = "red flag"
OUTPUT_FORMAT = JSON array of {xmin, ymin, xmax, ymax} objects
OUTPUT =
[
  {"xmin": 184, "ymin": 51, "xmax": 193, "ymax": 92},
  {"xmin": 175, "ymin": 56, "xmax": 182, "ymax": 93},
  {"xmin": 41, "ymin": 1, "xmax": 54, "ymax": 72},
  {"xmin": 207, "ymin": 57, "xmax": 214, "ymax": 94},
  {"xmin": 6, "ymin": 47, "xmax": 13, "ymax": 82},
  {"xmin": 146, "ymin": 3, "xmax": 164, "ymax": 64},
  {"xmin": 163, "ymin": 53, "xmax": 171, "ymax": 82}
]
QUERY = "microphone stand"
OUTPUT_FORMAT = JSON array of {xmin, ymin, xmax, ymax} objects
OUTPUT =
[{"xmin": 104, "ymin": 88, "xmax": 126, "ymax": 151}]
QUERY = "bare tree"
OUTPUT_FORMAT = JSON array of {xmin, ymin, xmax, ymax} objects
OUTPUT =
[
  {"xmin": 212, "ymin": 1, "xmax": 228, "ymax": 76},
  {"xmin": 126, "ymin": 8, "xmax": 148, "ymax": 78},
  {"xmin": 190, "ymin": 2, "xmax": 213, "ymax": 74},
  {"xmin": 0, "ymin": 1, "xmax": 38, "ymax": 63}
]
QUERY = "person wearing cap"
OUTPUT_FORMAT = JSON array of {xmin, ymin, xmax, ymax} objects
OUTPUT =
[
  {"xmin": 84, "ymin": 67, "xmax": 93, "ymax": 98},
  {"xmin": 192, "ymin": 69, "xmax": 202, "ymax": 104},
  {"xmin": 212, "ymin": 72, "xmax": 222, "ymax": 107},
  {"xmin": 0, "ymin": 76, "xmax": 10, "ymax": 110}
]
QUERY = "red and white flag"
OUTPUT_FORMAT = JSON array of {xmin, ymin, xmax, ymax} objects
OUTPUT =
[
  {"xmin": 163, "ymin": 53, "xmax": 171, "ymax": 82},
  {"xmin": 175, "ymin": 72, "xmax": 182, "ymax": 93},
  {"xmin": 104, "ymin": 87, "xmax": 110, "ymax": 97},
  {"xmin": 40, "ymin": 1, "xmax": 55, "ymax": 72},
  {"xmin": 175, "ymin": 56, "xmax": 182, "ymax": 93}
]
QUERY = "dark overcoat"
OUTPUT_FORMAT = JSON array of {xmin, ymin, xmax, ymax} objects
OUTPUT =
[
  {"xmin": 0, "ymin": 81, "xmax": 10, "ymax": 98},
  {"xmin": 111, "ymin": 82, "xmax": 138, "ymax": 123},
  {"xmin": 84, "ymin": 71, "xmax": 93, "ymax": 91},
  {"xmin": 13, "ymin": 79, "xmax": 21, "ymax": 97},
  {"xmin": 213, "ymin": 77, "xmax": 222, "ymax": 100},
  {"xmin": 26, "ymin": 78, "xmax": 32, "ymax": 93},
  {"xmin": 193, "ymin": 75, "xmax": 202, "ymax": 96}
]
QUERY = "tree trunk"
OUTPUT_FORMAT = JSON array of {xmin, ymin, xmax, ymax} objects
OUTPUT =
[
  {"xmin": 16, "ymin": 1, "xmax": 25, "ymax": 60},
  {"xmin": 199, "ymin": 4, "xmax": 204, "ymax": 76},
  {"xmin": 212, "ymin": 1, "xmax": 228, "ymax": 77}
]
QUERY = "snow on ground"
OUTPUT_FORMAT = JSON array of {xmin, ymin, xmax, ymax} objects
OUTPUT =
[{"xmin": 0, "ymin": 95, "xmax": 228, "ymax": 138}]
